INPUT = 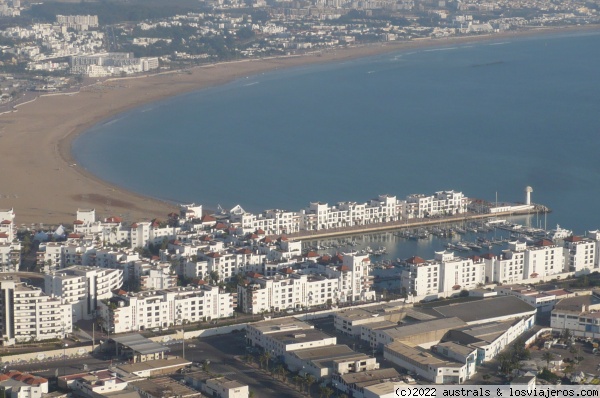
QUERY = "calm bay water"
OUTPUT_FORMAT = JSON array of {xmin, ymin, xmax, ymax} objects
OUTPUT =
[{"xmin": 74, "ymin": 30, "xmax": 600, "ymax": 242}]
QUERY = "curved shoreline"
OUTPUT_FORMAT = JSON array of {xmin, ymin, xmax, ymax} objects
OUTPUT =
[{"xmin": 2, "ymin": 25, "xmax": 597, "ymax": 226}]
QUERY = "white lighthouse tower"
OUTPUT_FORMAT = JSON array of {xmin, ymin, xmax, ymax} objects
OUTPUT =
[{"xmin": 525, "ymin": 186, "xmax": 533, "ymax": 205}]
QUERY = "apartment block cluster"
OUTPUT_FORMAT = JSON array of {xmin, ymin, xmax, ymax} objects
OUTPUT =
[
  {"xmin": 230, "ymin": 190, "xmax": 467, "ymax": 235},
  {"xmin": 246, "ymin": 295, "xmax": 536, "ymax": 393},
  {"xmin": 399, "ymin": 232, "xmax": 600, "ymax": 302},
  {"xmin": 0, "ymin": 15, "xmax": 157, "ymax": 76},
  {"xmin": 1, "ymin": 17, "xmax": 105, "ymax": 72},
  {"xmin": 98, "ymin": 284, "xmax": 236, "ymax": 334},
  {"xmin": 70, "ymin": 53, "xmax": 159, "ymax": 77},
  {"xmin": 0, "ymin": 0, "xmax": 20, "ymax": 17}
]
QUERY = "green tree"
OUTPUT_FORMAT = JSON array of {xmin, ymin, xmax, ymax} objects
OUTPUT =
[
  {"xmin": 305, "ymin": 374, "xmax": 315, "ymax": 394},
  {"xmin": 209, "ymin": 270, "xmax": 220, "ymax": 285},
  {"xmin": 541, "ymin": 351, "xmax": 555, "ymax": 369},
  {"xmin": 562, "ymin": 328, "xmax": 572, "ymax": 344}
]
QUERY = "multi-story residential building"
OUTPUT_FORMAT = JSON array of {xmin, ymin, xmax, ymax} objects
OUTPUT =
[
  {"xmin": 99, "ymin": 284, "xmax": 234, "ymax": 334},
  {"xmin": 130, "ymin": 221, "xmax": 179, "ymax": 249},
  {"xmin": 404, "ymin": 191, "xmax": 467, "ymax": 218},
  {"xmin": 0, "ymin": 275, "xmax": 72, "ymax": 346},
  {"xmin": 563, "ymin": 235, "xmax": 597, "ymax": 275},
  {"xmin": 437, "ymin": 251, "xmax": 484, "ymax": 293},
  {"xmin": 36, "ymin": 242, "xmax": 63, "ymax": 273},
  {"xmin": 400, "ymin": 256, "xmax": 440, "ymax": 299},
  {"xmin": 56, "ymin": 15, "xmax": 99, "ymax": 30},
  {"xmin": 0, "ymin": 242, "xmax": 21, "ymax": 272},
  {"xmin": 522, "ymin": 239, "xmax": 563, "ymax": 279},
  {"xmin": 0, "ymin": 208, "xmax": 16, "ymax": 242},
  {"xmin": 481, "ymin": 239, "xmax": 565, "ymax": 284},
  {"xmin": 44, "ymin": 265, "xmax": 123, "ymax": 321},
  {"xmin": 481, "ymin": 241, "xmax": 526, "ymax": 284},
  {"xmin": 238, "ymin": 253, "xmax": 375, "ymax": 314},
  {"xmin": 124, "ymin": 262, "xmax": 178, "ymax": 290}
]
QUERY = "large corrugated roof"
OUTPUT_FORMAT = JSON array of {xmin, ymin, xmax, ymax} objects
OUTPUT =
[{"xmin": 111, "ymin": 334, "xmax": 169, "ymax": 355}]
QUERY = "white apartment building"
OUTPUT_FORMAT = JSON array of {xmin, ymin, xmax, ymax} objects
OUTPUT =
[
  {"xmin": 522, "ymin": 239, "xmax": 563, "ymax": 279},
  {"xmin": 481, "ymin": 239, "xmax": 564, "ymax": 284},
  {"xmin": 130, "ymin": 221, "xmax": 179, "ymax": 249},
  {"xmin": 481, "ymin": 241, "xmax": 526, "ymax": 284},
  {"xmin": 400, "ymin": 256, "xmax": 440, "ymax": 299},
  {"xmin": 56, "ymin": 15, "xmax": 99, "ymax": 30},
  {"xmin": 563, "ymin": 235, "xmax": 597, "ymax": 275},
  {"xmin": 0, "ymin": 242, "xmax": 21, "ymax": 272},
  {"xmin": 229, "ymin": 205, "xmax": 301, "ymax": 235},
  {"xmin": 437, "ymin": 251, "xmax": 485, "ymax": 293},
  {"xmin": 136, "ymin": 263, "xmax": 178, "ymax": 290},
  {"xmin": 299, "ymin": 195, "xmax": 400, "ymax": 231},
  {"xmin": 44, "ymin": 265, "xmax": 123, "ymax": 321},
  {"xmin": 238, "ymin": 253, "xmax": 375, "ymax": 314},
  {"xmin": 0, "ymin": 208, "xmax": 16, "ymax": 242},
  {"xmin": 36, "ymin": 242, "xmax": 63, "ymax": 273},
  {"xmin": 99, "ymin": 284, "xmax": 234, "ymax": 334},
  {"xmin": 0, "ymin": 276, "xmax": 72, "ymax": 346},
  {"xmin": 404, "ymin": 191, "xmax": 467, "ymax": 219}
]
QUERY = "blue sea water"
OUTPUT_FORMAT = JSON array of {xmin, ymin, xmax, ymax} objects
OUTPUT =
[{"xmin": 73, "ymin": 30, "xmax": 600, "ymax": 238}]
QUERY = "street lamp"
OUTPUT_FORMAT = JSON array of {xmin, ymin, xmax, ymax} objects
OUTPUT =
[{"xmin": 63, "ymin": 343, "xmax": 68, "ymax": 376}]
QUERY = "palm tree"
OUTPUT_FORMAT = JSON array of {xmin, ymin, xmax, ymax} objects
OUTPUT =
[
  {"xmin": 275, "ymin": 364, "xmax": 285, "ymax": 381},
  {"xmin": 562, "ymin": 328, "xmax": 572, "ymax": 344},
  {"xmin": 293, "ymin": 375, "xmax": 303, "ymax": 391},
  {"xmin": 319, "ymin": 386, "xmax": 327, "ymax": 398},
  {"xmin": 541, "ymin": 351, "xmax": 555, "ymax": 369},
  {"xmin": 305, "ymin": 374, "xmax": 315, "ymax": 395},
  {"xmin": 260, "ymin": 351, "xmax": 272, "ymax": 371},
  {"xmin": 323, "ymin": 387, "xmax": 334, "ymax": 398}
]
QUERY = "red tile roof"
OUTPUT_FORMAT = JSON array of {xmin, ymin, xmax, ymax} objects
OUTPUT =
[
  {"xmin": 536, "ymin": 239, "xmax": 554, "ymax": 247},
  {"xmin": 306, "ymin": 251, "xmax": 319, "ymax": 257},
  {"xmin": 237, "ymin": 248, "xmax": 252, "ymax": 255},
  {"xmin": 201, "ymin": 214, "xmax": 216, "ymax": 222},
  {"xmin": 104, "ymin": 216, "xmax": 122, "ymax": 223},
  {"xmin": 564, "ymin": 235, "xmax": 582, "ymax": 242},
  {"xmin": 256, "ymin": 229, "xmax": 265, "ymax": 235},
  {"xmin": 207, "ymin": 252, "xmax": 221, "ymax": 258},
  {"xmin": 0, "ymin": 233, "xmax": 8, "ymax": 238},
  {"xmin": 406, "ymin": 256, "xmax": 425, "ymax": 264},
  {"xmin": 337, "ymin": 265, "xmax": 350, "ymax": 272},
  {"xmin": 73, "ymin": 220, "xmax": 84, "ymax": 225}
]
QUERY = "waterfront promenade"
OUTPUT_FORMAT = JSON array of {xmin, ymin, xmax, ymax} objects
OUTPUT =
[{"xmin": 285, "ymin": 204, "xmax": 549, "ymax": 241}]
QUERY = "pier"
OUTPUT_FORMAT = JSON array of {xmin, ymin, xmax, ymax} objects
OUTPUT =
[{"xmin": 283, "ymin": 204, "xmax": 549, "ymax": 241}]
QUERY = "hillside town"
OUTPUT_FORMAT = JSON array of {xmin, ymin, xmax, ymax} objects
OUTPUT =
[
  {"xmin": 0, "ymin": 0, "xmax": 598, "ymax": 98},
  {"xmin": 0, "ymin": 188, "xmax": 599, "ymax": 397}
]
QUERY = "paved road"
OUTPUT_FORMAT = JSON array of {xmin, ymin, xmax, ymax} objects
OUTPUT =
[
  {"xmin": 171, "ymin": 333, "xmax": 305, "ymax": 398},
  {"xmin": 8, "ymin": 331, "xmax": 305, "ymax": 398}
]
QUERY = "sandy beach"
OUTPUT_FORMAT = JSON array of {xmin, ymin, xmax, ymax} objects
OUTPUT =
[{"xmin": 0, "ymin": 26, "xmax": 596, "ymax": 227}]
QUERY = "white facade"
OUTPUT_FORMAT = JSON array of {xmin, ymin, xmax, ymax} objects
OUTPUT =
[
  {"xmin": 44, "ymin": 265, "xmax": 123, "ymax": 321},
  {"xmin": 563, "ymin": 236, "xmax": 597, "ymax": 274},
  {"xmin": 0, "ymin": 242, "xmax": 21, "ymax": 272},
  {"xmin": 0, "ymin": 276, "xmax": 72, "ymax": 346},
  {"xmin": 0, "ymin": 208, "xmax": 16, "ymax": 242},
  {"xmin": 238, "ymin": 253, "xmax": 375, "ymax": 314},
  {"xmin": 99, "ymin": 284, "xmax": 234, "ymax": 334}
]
